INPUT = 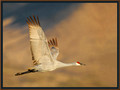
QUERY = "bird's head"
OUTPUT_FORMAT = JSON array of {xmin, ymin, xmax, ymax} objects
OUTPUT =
[{"xmin": 76, "ymin": 61, "xmax": 86, "ymax": 66}]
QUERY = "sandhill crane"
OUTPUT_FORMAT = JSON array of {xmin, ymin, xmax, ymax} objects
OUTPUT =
[{"xmin": 15, "ymin": 16, "xmax": 85, "ymax": 76}]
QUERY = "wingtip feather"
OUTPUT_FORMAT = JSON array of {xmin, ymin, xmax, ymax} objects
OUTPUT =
[
  {"xmin": 37, "ymin": 16, "xmax": 40, "ymax": 26},
  {"xmin": 29, "ymin": 16, "xmax": 35, "ymax": 24},
  {"xmin": 48, "ymin": 37, "xmax": 58, "ymax": 48},
  {"xmin": 26, "ymin": 16, "xmax": 41, "ymax": 26}
]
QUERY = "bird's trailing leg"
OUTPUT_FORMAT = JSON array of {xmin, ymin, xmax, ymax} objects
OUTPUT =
[{"xmin": 15, "ymin": 69, "xmax": 38, "ymax": 76}]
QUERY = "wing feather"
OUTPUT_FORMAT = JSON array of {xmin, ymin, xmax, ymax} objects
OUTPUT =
[
  {"xmin": 33, "ymin": 15, "xmax": 37, "ymax": 24},
  {"xmin": 48, "ymin": 38, "xmax": 59, "ymax": 60},
  {"xmin": 26, "ymin": 16, "xmax": 54, "ymax": 65},
  {"xmin": 37, "ymin": 16, "xmax": 40, "ymax": 26},
  {"xmin": 27, "ymin": 17, "xmax": 33, "ymax": 25},
  {"xmin": 29, "ymin": 16, "xmax": 35, "ymax": 24}
]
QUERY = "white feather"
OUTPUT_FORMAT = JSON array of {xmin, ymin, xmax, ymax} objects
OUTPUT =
[{"xmin": 29, "ymin": 25, "xmax": 54, "ymax": 65}]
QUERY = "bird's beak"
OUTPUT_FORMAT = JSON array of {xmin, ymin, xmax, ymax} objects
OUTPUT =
[{"xmin": 80, "ymin": 63, "xmax": 86, "ymax": 66}]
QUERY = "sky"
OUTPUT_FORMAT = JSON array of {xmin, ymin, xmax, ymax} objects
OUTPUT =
[
  {"xmin": 2, "ymin": 2, "xmax": 118, "ymax": 87},
  {"xmin": 3, "ymin": 2, "xmax": 80, "ymax": 30}
]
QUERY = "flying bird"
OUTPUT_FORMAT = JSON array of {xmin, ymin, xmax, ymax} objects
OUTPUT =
[{"xmin": 15, "ymin": 16, "xmax": 85, "ymax": 76}]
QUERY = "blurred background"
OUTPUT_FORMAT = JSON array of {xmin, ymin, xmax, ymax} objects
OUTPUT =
[{"xmin": 3, "ymin": 2, "xmax": 117, "ymax": 87}]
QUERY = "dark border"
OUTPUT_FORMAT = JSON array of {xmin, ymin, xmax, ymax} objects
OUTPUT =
[
  {"xmin": 117, "ymin": 1, "xmax": 119, "ymax": 89},
  {"xmin": 1, "ymin": 2, "xmax": 3, "ymax": 88},
  {"xmin": 1, "ymin": 1, "xmax": 119, "ymax": 89},
  {"xmin": 1, "ymin": 87, "xmax": 119, "ymax": 89},
  {"xmin": 1, "ymin": 1, "xmax": 119, "ymax": 3}
]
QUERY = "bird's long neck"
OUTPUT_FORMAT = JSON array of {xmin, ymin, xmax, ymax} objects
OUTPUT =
[{"xmin": 55, "ymin": 61, "xmax": 76, "ymax": 68}]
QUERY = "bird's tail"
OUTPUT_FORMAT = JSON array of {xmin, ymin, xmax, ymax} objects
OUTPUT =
[{"xmin": 15, "ymin": 69, "xmax": 37, "ymax": 76}]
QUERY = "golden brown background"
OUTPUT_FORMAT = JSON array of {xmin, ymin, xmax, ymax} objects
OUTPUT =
[{"xmin": 3, "ymin": 3, "xmax": 117, "ymax": 87}]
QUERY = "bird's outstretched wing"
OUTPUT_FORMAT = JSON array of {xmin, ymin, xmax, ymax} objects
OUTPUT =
[
  {"xmin": 26, "ymin": 16, "xmax": 54, "ymax": 65},
  {"xmin": 48, "ymin": 38, "xmax": 59, "ymax": 60}
]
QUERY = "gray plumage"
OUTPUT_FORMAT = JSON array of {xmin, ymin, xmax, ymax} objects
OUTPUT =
[{"xmin": 15, "ymin": 16, "xmax": 85, "ymax": 76}]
